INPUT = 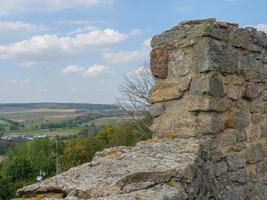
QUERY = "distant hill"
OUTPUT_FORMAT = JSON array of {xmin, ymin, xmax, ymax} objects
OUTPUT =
[{"xmin": 0, "ymin": 103, "xmax": 118, "ymax": 110}]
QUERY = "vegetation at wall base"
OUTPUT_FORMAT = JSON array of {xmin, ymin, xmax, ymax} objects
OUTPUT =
[{"xmin": 0, "ymin": 116, "xmax": 152, "ymax": 199}]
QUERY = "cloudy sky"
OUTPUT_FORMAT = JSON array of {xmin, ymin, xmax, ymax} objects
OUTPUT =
[{"xmin": 0, "ymin": 0, "xmax": 266, "ymax": 103}]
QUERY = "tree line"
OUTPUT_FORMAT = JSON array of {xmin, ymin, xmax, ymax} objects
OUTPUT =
[{"xmin": 0, "ymin": 117, "xmax": 152, "ymax": 199}]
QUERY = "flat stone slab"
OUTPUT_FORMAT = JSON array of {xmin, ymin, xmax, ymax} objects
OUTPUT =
[{"xmin": 18, "ymin": 138, "xmax": 203, "ymax": 199}]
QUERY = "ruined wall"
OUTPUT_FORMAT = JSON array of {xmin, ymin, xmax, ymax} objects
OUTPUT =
[
  {"xmin": 17, "ymin": 19, "xmax": 267, "ymax": 200},
  {"xmin": 149, "ymin": 18, "xmax": 267, "ymax": 199}
]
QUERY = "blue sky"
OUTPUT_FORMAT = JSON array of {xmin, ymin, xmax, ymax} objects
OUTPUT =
[{"xmin": 0, "ymin": 0, "xmax": 266, "ymax": 103}]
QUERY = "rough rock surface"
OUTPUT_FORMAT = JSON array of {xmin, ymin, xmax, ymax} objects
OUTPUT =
[
  {"xmin": 17, "ymin": 18, "xmax": 267, "ymax": 200},
  {"xmin": 18, "ymin": 138, "xmax": 203, "ymax": 199}
]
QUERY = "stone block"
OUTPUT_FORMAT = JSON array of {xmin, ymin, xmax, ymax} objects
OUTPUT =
[
  {"xmin": 191, "ymin": 38, "xmax": 221, "ymax": 72},
  {"xmin": 247, "ymin": 144, "xmax": 264, "ymax": 164},
  {"xmin": 188, "ymin": 24, "xmax": 230, "ymax": 41},
  {"xmin": 188, "ymin": 95, "xmax": 228, "ymax": 112},
  {"xmin": 229, "ymin": 28, "xmax": 252, "ymax": 49},
  {"xmin": 195, "ymin": 113, "xmax": 224, "ymax": 134},
  {"xmin": 252, "ymin": 31, "xmax": 267, "ymax": 48},
  {"xmin": 214, "ymin": 161, "xmax": 228, "ymax": 177},
  {"xmin": 237, "ymin": 54, "xmax": 262, "ymax": 73},
  {"xmin": 236, "ymin": 130, "xmax": 247, "ymax": 142},
  {"xmin": 227, "ymin": 154, "xmax": 247, "ymax": 171},
  {"xmin": 230, "ymin": 143, "xmax": 247, "ymax": 152},
  {"xmin": 151, "ymin": 30, "xmax": 186, "ymax": 48},
  {"xmin": 150, "ymin": 103, "xmax": 165, "ymax": 117},
  {"xmin": 150, "ymin": 48, "xmax": 169, "ymax": 79},
  {"xmin": 179, "ymin": 18, "xmax": 216, "ymax": 26},
  {"xmin": 244, "ymin": 83, "xmax": 262, "ymax": 100},
  {"xmin": 256, "ymin": 161, "xmax": 267, "ymax": 174},
  {"xmin": 226, "ymin": 86, "xmax": 243, "ymax": 101},
  {"xmin": 168, "ymin": 49, "xmax": 190, "ymax": 77},
  {"xmin": 149, "ymin": 77, "xmax": 191, "ymax": 103},
  {"xmin": 224, "ymin": 112, "xmax": 249, "ymax": 129},
  {"xmin": 219, "ymin": 46, "xmax": 238, "ymax": 74},
  {"xmin": 218, "ymin": 129, "xmax": 236, "ymax": 147},
  {"xmin": 230, "ymin": 169, "xmax": 247, "ymax": 183},
  {"xmin": 190, "ymin": 75, "xmax": 224, "ymax": 97}
]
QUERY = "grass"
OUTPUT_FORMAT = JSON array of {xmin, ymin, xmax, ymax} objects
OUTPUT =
[
  {"xmin": 88, "ymin": 116, "xmax": 131, "ymax": 127},
  {"xmin": 0, "ymin": 108, "xmax": 84, "ymax": 122},
  {"xmin": 0, "ymin": 119, "xmax": 9, "ymax": 125},
  {"xmin": 5, "ymin": 126, "xmax": 84, "ymax": 137},
  {"xmin": 0, "ymin": 108, "xmax": 128, "ymax": 138}
]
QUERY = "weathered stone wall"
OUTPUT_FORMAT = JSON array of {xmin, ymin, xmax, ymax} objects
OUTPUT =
[
  {"xmin": 149, "ymin": 18, "xmax": 267, "ymax": 199},
  {"xmin": 16, "ymin": 19, "xmax": 266, "ymax": 200}
]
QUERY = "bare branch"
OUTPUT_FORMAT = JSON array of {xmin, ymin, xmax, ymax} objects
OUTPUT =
[{"xmin": 116, "ymin": 63, "xmax": 155, "ymax": 123}]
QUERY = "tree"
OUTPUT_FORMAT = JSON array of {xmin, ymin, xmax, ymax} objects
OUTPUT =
[
  {"xmin": 3, "ymin": 157, "xmax": 33, "ymax": 182},
  {"xmin": 60, "ymin": 137, "xmax": 98, "ymax": 171},
  {"xmin": 116, "ymin": 63, "xmax": 155, "ymax": 123}
]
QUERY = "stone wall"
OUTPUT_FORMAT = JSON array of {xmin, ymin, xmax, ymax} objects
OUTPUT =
[
  {"xmin": 149, "ymin": 18, "xmax": 267, "ymax": 199},
  {"xmin": 16, "ymin": 19, "xmax": 267, "ymax": 200}
]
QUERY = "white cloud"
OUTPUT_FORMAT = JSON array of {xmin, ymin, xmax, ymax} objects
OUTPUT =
[
  {"xmin": 0, "ymin": 29, "xmax": 127, "ymax": 60},
  {"xmin": 56, "ymin": 19, "xmax": 106, "ymax": 26},
  {"xmin": 62, "ymin": 64, "xmax": 110, "ymax": 77},
  {"xmin": 8, "ymin": 79, "xmax": 31, "ymax": 89},
  {"xmin": 0, "ymin": 0, "xmax": 113, "ymax": 14},
  {"xmin": 62, "ymin": 65, "xmax": 85, "ymax": 74},
  {"xmin": 69, "ymin": 25, "xmax": 98, "ymax": 35},
  {"xmin": 129, "ymin": 29, "xmax": 142, "ymax": 36},
  {"xmin": 83, "ymin": 64, "xmax": 110, "ymax": 77},
  {"xmin": 253, "ymin": 24, "xmax": 267, "ymax": 34},
  {"xmin": 20, "ymin": 61, "xmax": 37, "ymax": 68},
  {"xmin": 0, "ymin": 20, "xmax": 47, "ymax": 34}
]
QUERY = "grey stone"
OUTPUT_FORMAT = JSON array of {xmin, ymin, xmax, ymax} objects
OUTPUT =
[
  {"xmin": 252, "ymin": 31, "xmax": 267, "ymax": 48},
  {"xmin": 229, "ymin": 28, "xmax": 252, "ymax": 49},
  {"xmin": 195, "ymin": 113, "xmax": 224, "ymax": 134},
  {"xmin": 218, "ymin": 129, "xmax": 236, "ymax": 147},
  {"xmin": 236, "ymin": 130, "xmax": 247, "ymax": 142},
  {"xmin": 18, "ymin": 138, "xmax": 203, "ymax": 199},
  {"xmin": 151, "ymin": 30, "xmax": 186, "ymax": 47},
  {"xmin": 230, "ymin": 169, "xmax": 247, "ymax": 183},
  {"xmin": 188, "ymin": 24, "xmax": 230, "ymax": 41},
  {"xmin": 220, "ymin": 46, "xmax": 238, "ymax": 74},
  {"xmin": 162, "ymin": 184, "xmax": 187, "ymax": 200},
  {"xmin": 150, "ymin": 103, "xmax": 165, "ymax": 117},
  {"xmin": 179, "ymin": 18, "xmax": 216, "ymax": 26},
  {"xmin": 227, "ymin": 87, "xmax": 243, "ymax": 101},
  {"xmin": 247, "ymin": 144, "xmax": 264, "ymax": 164},
  {"xmin": 191, "ymin": 38, "xmax": 221, "ymax": 72},
  {"xmin": 214, "ymin": 161, "xmax": 228, "ymax": 177},
  {"xmin": 190, "ymin": 76, "xmax": 224, "ymax": 97},
  {"xmin": 237, "ymin": 54, "xmax": 262, "ymax": 73},
  {"xmin": 256, "ymin": 161, "xmax": 267, "ymax": 174},
  {"xmin": 227, "ymin": 154, "xmax": 247, "ymax": 171},
  {"xmin": 231, "ymin": 143, "xmax": 247, "ymax": 152}
]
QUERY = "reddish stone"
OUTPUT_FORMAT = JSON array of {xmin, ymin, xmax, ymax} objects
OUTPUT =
[
  {"xmin": 150, "ymin": 48, "xmax": 169, "ymax": 79},
  {"xmin": 66, "ymin": 172, "xmax": 80, "ymax": 179},
  {"xmin": 224, "ymin": 118, "xmax": 237, "ymax": 129},
  {"xmin": 244, "ymin": 84, "xmax": 261, "ymax": 100}
]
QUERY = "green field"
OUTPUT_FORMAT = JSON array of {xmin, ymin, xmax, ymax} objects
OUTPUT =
[
  {"xmin": 0, "ymin": 103, "xmax": 127, "ymax": 138},
  {"xmin": 0, "ymin": 119, "xmax": 9, "ymax": 125}
]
